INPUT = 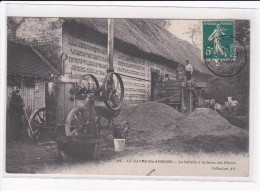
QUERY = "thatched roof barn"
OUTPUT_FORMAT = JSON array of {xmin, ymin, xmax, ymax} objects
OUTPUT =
[
  {"xmin": 8, "ymin": 17, "xmax": 210, "ymax": 104},
  {"xmin": 8, "ymin": 17, "xmax": 210, "ymax": 78},
  {"xmin": 65, "ymin": 18, "xmax": 210, "ymax": 77}
]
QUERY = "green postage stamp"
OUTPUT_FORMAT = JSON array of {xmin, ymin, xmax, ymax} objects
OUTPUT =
[{"xmin": 203, "ymin": 20, "xmax": 235, "ymax": 61}]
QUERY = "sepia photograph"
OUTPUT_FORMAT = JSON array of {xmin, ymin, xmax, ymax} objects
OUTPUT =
[{"xmin": 5, "ymin": 16, "xmax": 250, "ymax": 177}]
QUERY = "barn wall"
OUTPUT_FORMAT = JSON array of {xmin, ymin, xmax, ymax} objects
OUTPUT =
[
  {"xmin": 62, "ymin": 28, "xmax": 177, "ymax": 104},
  {"xmin": 34, "ymin": 81, "xmax": 46, "ymax": 111}
]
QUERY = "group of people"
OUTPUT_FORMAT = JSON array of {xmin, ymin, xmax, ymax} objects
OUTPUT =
[
  {"xmin": 158, "ymin": 60, "xmax": 241, "ymax": 116},
  {"xmin": 204, "ymin": 96, "xmax": 239, "ymax": 114},
  {"xmin": 162, "ymin": 60, "xmax": 194, "ymax": 82}
]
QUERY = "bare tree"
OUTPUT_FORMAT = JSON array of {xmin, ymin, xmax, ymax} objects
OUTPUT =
[
  {"xmin": 148, "ymin": 19, "xmax": 171, "ymax": 30},
  {"xmin": 182, "ymin": 24, "xmax": 201, "ymax": 47}
]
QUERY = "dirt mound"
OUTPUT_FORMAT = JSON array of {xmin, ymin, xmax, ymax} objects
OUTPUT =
[
  {"xmin": 111, "ymin": 105, "xmax": 248, "ymax": 153},
  {"xmin": 178, "ymin": 108, "xmax": 246, "ymax": 137},
  {"xmin": 113, "ymin": 102, "xmax": 182, "ymax": 144},
  {"xmin": 170, "ymin": 108, "xmax": 249, "ymax": 153},
  {"xmin": 116, "ymin": 101, "xmax": 182, "ymax": 129}
]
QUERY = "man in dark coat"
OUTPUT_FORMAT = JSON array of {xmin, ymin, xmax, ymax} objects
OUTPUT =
[{"xmin": 8, "ymin": 85, "xmax": 25, "ymax": 142}]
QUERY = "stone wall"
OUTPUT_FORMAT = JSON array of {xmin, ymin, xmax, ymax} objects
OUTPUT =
[{"xmin": 34, "ymin": 81, "xmax": 45, "ymax": 111}]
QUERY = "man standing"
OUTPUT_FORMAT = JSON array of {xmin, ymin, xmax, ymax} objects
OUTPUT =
[
  {"xmin": 209, "ymin": 96, "xmax": 216, "ymax": 111},
  {"xmin": 185, "ymin": 60, "xmax": 193, "ymax": 81},
  {"xmin": 215, "ymin": 101, "xmax": 222, "ymax": 113},
  {"xmin": 230, "ymin": 97, "xmax": 239, "ymax": 114},
  {"xmin": 8, "ymin": 85, "xmax": 25, "ymax": 142}
]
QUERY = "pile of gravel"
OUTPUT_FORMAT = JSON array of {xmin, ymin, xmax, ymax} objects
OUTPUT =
[
  {"xmin": 110, "ymin": 105, "xmax": 248, "ymax": 153},
  {"xmin": 116, "ymin": 101, "xmax": 182, "ymax": 130},
  {"xmin": 113, "ymin": 102, "xmax": 182, "ymax": 144},
  {"xmin": 178, "ymin": 108, "xmax": 242, "ymax": 136},
  {"xmin": 178, "ymin": 108, "xmax": 245, "ymax": 137},
  {"xmin": 171, "ymin": 108, "xmax": 249, "ymax": 153}
]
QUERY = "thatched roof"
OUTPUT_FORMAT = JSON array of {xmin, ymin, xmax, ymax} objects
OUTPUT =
[
  {"xmin": 7, "ymin": 41, "xmax": 59, "ymax": 78},
  {"xmin": 66, "ymin": 18, "xmax": 209, "ymax": 76}
]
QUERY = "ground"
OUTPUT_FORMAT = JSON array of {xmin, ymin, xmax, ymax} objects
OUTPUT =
[
  {"xmin": 6, "ymin": 140, "xmax": 58, "ymax": 173},
  {"xmin": 5, "ymin": 105, "xmax": 249, "ymax": 175},
  {"xmin": 6, "ymin": 127, "xmax": 248, "ymax": 174},
  {"xmin": 5, "ymin": 134, "xmax": 157, "ymax": 174}
]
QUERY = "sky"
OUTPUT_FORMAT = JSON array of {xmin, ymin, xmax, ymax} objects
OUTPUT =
[{"xmin": 167, "ymin": 20, "xmax": 202, "ymax": 50}]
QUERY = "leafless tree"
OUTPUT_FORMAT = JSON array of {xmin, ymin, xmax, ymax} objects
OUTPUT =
[{"xmin": 182, "ymin": 24, "xmax": 201, "ymax": 48}]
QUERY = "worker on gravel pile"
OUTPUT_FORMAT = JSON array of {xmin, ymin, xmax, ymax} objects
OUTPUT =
[
  {"xmin": 215, "ymin": 101, "xmax": 222, "ymax": 113},
  {"xmin": 230, "ymin": 97, "xmax": 239, "ymax": 114},
  {"xmin": 185, "ymin": 60, "xmax": 193, "ymax": 81},
  {"xmin": 209, "ymin": 96, "xmax": 216, "ymax": 110},
  {"xmin": 8, "ymin": 84, "xmax": 25, "ymax": 143},
  {"xmin": 226, "ymin": 96, "xmax": 239, "ymax": 114},
  {"xmin": 224, "ymin": 98, "xmax": 231, "ymax": 112}
]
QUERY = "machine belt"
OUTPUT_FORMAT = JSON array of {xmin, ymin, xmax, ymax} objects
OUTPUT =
[{"xmin": 118, "ymin": 73, "xmax": 152, "ymax": 82}]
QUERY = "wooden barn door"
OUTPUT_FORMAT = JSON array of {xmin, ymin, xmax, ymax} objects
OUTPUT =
[{"xmin": 21, "ymin": 78, "xmax": 35, "ymax": 130}]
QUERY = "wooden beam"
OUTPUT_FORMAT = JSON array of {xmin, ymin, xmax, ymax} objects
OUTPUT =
[
  {"xmin": 31, "ymin": 47, "xmax": 60, "ymax": 75},
  {"xmin": 107, "ymin": 19, "xmax": 114, "ymax": 72},
  {"xmin": 181, "ymin": 87, "xmax": 184, "ymax": 113}
]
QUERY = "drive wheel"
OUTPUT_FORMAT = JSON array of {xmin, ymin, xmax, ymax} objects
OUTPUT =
[
  {"xmin": 27, "ymin": 108, "xmax": 46, "ymax": 141},
  {"xmin": 65, "ymin": 107, "xmax": 99, "ymax": 136}
]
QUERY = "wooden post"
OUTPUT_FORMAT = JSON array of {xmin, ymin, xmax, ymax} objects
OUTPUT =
[
  {"xmin": 189, "ymin": 90, "xmax": 193, "ymax": 112},
  {"xmin": 181, "ymin": 86, "xmax": 184, "ymax": 113},
  {"xmin": 107, "ymin": 19, "xmax": 114, "ymax": 73}
]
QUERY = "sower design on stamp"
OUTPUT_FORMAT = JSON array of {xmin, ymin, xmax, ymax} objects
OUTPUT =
[
  {"xmin": 203, "ymin": 20, "xmax": 235, "ymax": 61},
  {"xmin": 203, "ymin": 20, "xmax": 247, "ymax": 77}
]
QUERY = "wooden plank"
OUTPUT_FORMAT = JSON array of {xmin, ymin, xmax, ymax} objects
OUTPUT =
[
  {"xmin": 154, "ymin": 86, "xmax": 182, "ymax": 91},
  {"xmin": 155, "ymin": 81, "xmax": 184, "ymax": 87},
  {"xmin": 154, "ymin": 95, "xmax": 181, "ymax": 102},
  {"xmin": 154, "ymin": 90, "xmax": 181, "ymax": 95},
  {"xmin": 154, "ymin": 88, "xmax": 181, "ymax": 92}
]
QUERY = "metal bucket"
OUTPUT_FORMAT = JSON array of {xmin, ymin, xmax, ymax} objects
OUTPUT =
[{"xmin": 113, "ymin": 139, "xmax": 125, "ymax": 152}]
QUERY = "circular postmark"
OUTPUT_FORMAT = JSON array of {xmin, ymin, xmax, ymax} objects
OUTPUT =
[{"xmin": 204, "ymin": 35, "xmax": 247, "ymax": 77}]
